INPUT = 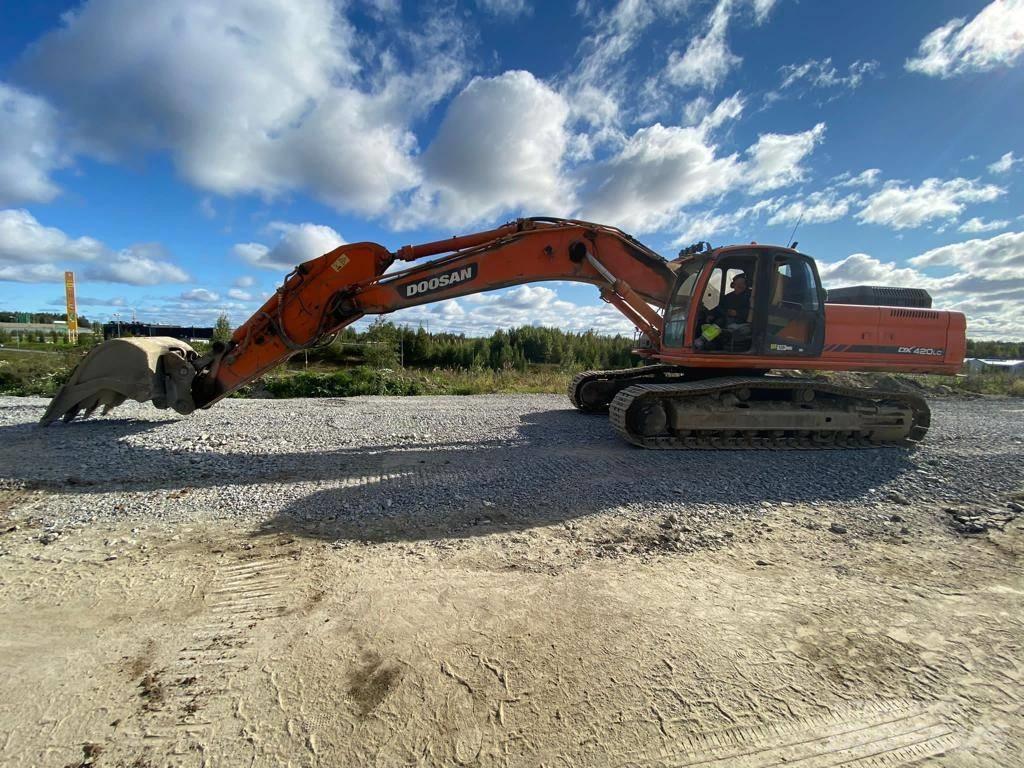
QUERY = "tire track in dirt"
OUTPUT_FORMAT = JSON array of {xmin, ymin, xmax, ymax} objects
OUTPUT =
[
  {"xmin": 125, "ymin": 554, "xmax": 294, "ymax": 764},
  {"xmin": 620, "ymin": 699, "xmax": 959, "ymax": 767}
]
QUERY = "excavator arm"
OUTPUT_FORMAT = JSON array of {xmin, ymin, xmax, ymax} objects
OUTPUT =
[{"xmin": 41, "ymin": 218, "xmax": 676, "ymax": 424}]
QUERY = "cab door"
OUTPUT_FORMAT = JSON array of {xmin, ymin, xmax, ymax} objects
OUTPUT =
[{"xmin": 754, "ymin": 251, "xmax": 825, "ymax": 357}]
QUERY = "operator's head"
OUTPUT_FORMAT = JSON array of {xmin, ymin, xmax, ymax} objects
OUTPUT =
[{"xmin": 731, "ymin": 274, "xmax": 748, "ymax": 293}]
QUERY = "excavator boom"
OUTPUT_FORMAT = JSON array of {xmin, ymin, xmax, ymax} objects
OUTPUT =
[{"xmin": 42, "ymin": 218, "xmax": 674, "ymax": 422}]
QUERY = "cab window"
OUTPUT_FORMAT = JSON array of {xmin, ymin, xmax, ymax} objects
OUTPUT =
[
  {"xmin": 766, "ymin": 256, "xmax": 820, "ymax": 353},
  {"xmin": 694, "ymin": 256, "xmax": 756, "ymax": 353},
  {"xmin": 702, "ymin": 268, "xmax": 722, "ymax": 310},
  {"xmin": 663, "ymin": 265, "xmax": 701, "ymax": 347}
]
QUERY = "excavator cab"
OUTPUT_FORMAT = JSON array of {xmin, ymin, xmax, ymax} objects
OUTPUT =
[{"xmin": 662, "ymin": 247, "xmax": 826, "ymax": 358}]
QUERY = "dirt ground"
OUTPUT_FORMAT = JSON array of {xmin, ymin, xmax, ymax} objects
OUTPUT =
[{"xmin": 1, "ymin": 484, "xmax": 1021, "ymax": 767}]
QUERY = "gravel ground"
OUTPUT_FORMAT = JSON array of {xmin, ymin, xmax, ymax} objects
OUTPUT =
[
  {"xmin": 1, "ymin": 393, "xmax": 1022, "ymax": 538},
  {"xmin": 2, "ymin": 393, "xmax": 1022, "ymax": 766}
]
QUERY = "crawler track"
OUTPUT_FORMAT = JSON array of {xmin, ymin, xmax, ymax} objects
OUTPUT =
[
  {"xmin": 568, "ymin": 365, "xmax": 686, "ymax": 412},
  {"xmin": 609, "ymin": 376, "xmax": 930, "ymax": 449}
]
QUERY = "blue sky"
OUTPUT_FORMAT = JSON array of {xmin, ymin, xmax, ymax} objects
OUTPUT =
[{"xmin": 0, "ymin": 0, "xmax": 1022, "ymax": 337}]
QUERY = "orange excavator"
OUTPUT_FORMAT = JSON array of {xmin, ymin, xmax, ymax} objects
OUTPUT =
[{"xmin": 41, "ymin": 217, "xmax": 966, "ymax": 448}]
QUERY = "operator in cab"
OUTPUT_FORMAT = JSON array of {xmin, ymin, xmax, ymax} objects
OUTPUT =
[
  {"xmin": 712, "ymin": 273, "xmax": 751, "ymax": 327},
  {"xmin": 696, "ymin": 273, "xmax": 752, "ymax": 351}
]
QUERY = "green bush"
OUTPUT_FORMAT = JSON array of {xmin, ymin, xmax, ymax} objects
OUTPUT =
[
  {"xmin": 0, "ymin": 355, "xmax": 73, "ymax": 396},
  {"xmin": 951, "ymin": 373, "xmax": 1024, "ymax": 396},
  {"xmin": 259, "ymin": 364, "xmax": 579, "ymax": 398},
  {"xmin": 263, "ymin": 368, "xmax": 424, "ymax": 398},
  {"xmin": 0, "ymin": 367, "xmax": 18, "ymax": 393}
]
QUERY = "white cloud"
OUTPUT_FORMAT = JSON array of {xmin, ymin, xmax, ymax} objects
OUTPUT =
[
  {"xmin": 772, "ymin": 58, "xmax": 879, "ymax": 101},
  {"xmin": 818, "ymin": 250, "xmax": 1024, "ymax": 337},
  {"xmin": 572, "ymin": 0, "xmax": 767, "ymax": 131},
  {"xmin": 580, "ymin": 121, "xmax": 824, "ymax": 233},
  {"xmin": 836, "ymin": 168, "xmax": 881, "ymax": 187},
  {"xmin": 3, "ymin": 0, "xmax": 795, "ymax": 233},
  {"xmin": 0, "ymin": 264, "xmax": 65, "ymax": 283},
  {"xmin": 906, "ymin": 0, "xmax": 1024, "ymax": 78},
  {"xmin": 681, "ymin": 96, "xmax": 713, "ymax": 126},
  {"xmin": 988, "ymin": 151, "xmax": 1020, "ymax": 174},
  {"xmin": 580, "ymin": 123, "xmax": 742, "ymax": 232},
  {"xmin": 912, "ymin": 232, "xmax": 1024, "ymax": 338},
  {"xmin": 695, "ymin": 92, "xmax": 746, "ymax": 131},
  {"xmin": 567, "ymin": 0, "xmax": 688, "ymax": 132},
  {"xmin": 815, "ymin": 232, "xmax": 1024, "ymax": 338},
  {"xmin": 671, "ymin": 211, "xmax": 741, "ymax": 246},
  {"xmin": 909, "ymin": 230, "xmax": 1024, "ymax": 271},
  {"xmin": 464, "ymin": 284, "xmax": 559, "ymax": 309},
  {"xmin": 570, "ymin": 84, "xmax": 622, "ymax": 139},
  {"xmin": 767, "ymin": 188, "xmax": 854, "ymax": 225},
  {"xmin": 17, "ymin": 0, "xmax": 466, "ymax": 216},
  {"xmin": 744, "ymin": 122, "xmax": 826, "ymax": 193},
  {"xmin": 234, "ymin": 275, "xmax": 256, "ymax": 288},
  {"xmin": 279, "ymin": 105, "xmax": 420, "ymax": 215},
  {"xmin": 670, "ymin": 163, "xmax": 875, "ymax": 243},
  {"xmin": 232, "ymin": 244, "xmax": 272, "ymax": 270},
  {"xmin": 20, "ymin": 0, "xmax": 350, "ymax": 177},
  {"xmin": 856, "ymin": 177, "xmax": 1005, "ymax": 229},
  {"xmin": 0, "ymin": 208, "xmax": 105, "ymax": 265},
  {"xmin": 64, "ymin": 295, "xmax": 127, "ymax": 307},
  {"xmin": 227, "ymin": 288, "xmax": 253, "ymax": 301},
  {"xmin": 816, "ymin": 253, "xmax": 932, "ymax": 289},
  {"xmin": 665, "ymin": 0, "xmax": 740, "ymax": 90},
  {"xmin": 0, "ymin": 83, "xmax": 66, "ymax": 205},
  {"xmin": 750, "ymin": 0, "xmax": 777, "ymax": 24},
  {"xmin": 959, "ymin": 216, "xmax": 1010, "ymax": 233},
  {"xmin": 233, "ymin": 222, "xmax": 346, "ymax": 272},
  {"xmin": 180, "ymin": 288, "xmax": 221, "ymax": 303},
  {"xmin": 130, "ymin": 298, "xmax": 254, "ymax": 327},
  {"xmin": 671, "ymin": 198, "xmax": 780, "ymax": 245},
  {"xmin": 83, "ymin": 244, "xmax": 190, "ymax": 286},
  {"xmin": 359, "ymin": 0, "xmax": 400, "ymax": 18},
  {"xmin": 391, "ymin": 284, "xmax": 635, "ymax": 336},
  {"xmin": 0, "ymin": 209, "xmax": 188, "ymax": 285},
  {"xmin": 475, "ymin": 0, "xmax": 531, "ymax": 16},
  {"xmin": 403, "ymin": 71, "xmax": 574, "ymax": 228}
]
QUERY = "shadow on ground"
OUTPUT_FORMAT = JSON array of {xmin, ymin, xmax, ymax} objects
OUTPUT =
[{"xmin": 2, "ymin": 405, "xmax": 920, "ymax": 544}]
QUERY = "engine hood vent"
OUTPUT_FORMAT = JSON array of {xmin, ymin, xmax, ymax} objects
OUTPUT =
[{"xmin": 825, "ymin": 285, "xmax": 932, "ymax": 309}]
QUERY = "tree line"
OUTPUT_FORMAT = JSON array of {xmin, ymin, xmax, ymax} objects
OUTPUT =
[
  {"xmin": 965, "ymin": 339, "xmax": 1024, "ymax": 359},
  {"xmin": 0, "ymin": 328, "xmax": 95, "ymax": 346},
  {"xmin": 4, "ymin": 307, "xmax": 1022, "ymax": 364},
  {"xmin": 0, "ymin": 311, "xmax": 96, "ymax": 326},
  {"xmin": 314, "ymin": 323, "xmax": 1024, "ymax": 370},
  {"xmin": 309, "ymin": 321, "xmax": 637, "ymax": 371}
]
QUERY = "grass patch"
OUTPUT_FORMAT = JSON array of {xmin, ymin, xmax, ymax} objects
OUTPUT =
[
  {"xmin": 4, "ymin": 347, "xmax": 1024, "ymax": 400},
  {"xmin": 0, "ymin": 350, "xmax": 77, "ymax": 396},
  {"xmin": 927, "ymin": 373, "xmax": 1024, "ymax": 397},
  {"xmin": 260, "ymin": 366, "xmax": 573, "ymax": 398}
]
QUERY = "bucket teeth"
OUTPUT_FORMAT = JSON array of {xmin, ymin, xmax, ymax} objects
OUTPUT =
[{"xmin": 40, "ymin": 337, "xmax": 199, "ymax": 426}]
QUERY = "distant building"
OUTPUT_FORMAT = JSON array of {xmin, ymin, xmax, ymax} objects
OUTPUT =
[
  {"xmin": 965, "ymin": 358, "xmax": 1024, "ymax": 377},
  {"xmin": 103, "ymin": 322, "xmax": 214, "ymax": 342}
]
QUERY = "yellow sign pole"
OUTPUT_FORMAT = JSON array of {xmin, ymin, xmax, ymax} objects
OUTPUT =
[{"xmin": 64, "ymin": 271, "xmax": 78, "ymax": 345}]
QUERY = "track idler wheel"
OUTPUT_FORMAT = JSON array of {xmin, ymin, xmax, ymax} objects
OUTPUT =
[
  {"xmin": 578, "ymin": 379, "xmax": 616, "ymax": 410},
  {"xmin": 630, "ymin": 399, "xmax": 668, "ymax": 437}
]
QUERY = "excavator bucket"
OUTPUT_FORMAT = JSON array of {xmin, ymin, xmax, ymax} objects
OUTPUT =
[{"xmin": 40, "ymin": 337, "xmax": 200, "ymax": 425}]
